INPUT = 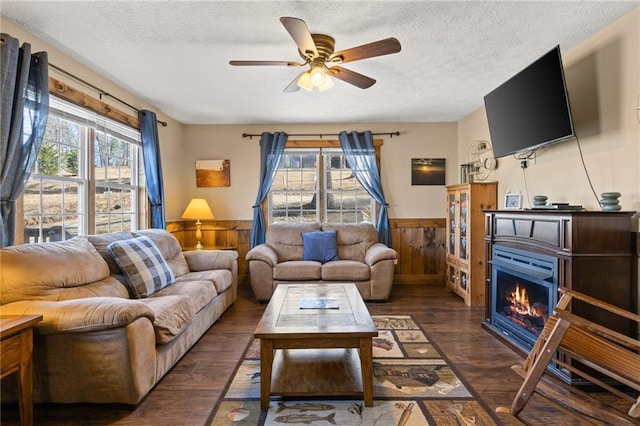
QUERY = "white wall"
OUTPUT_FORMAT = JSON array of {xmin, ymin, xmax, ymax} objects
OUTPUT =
[
  {"xmin": 459, "ymin": 9, "xmax": 639, "ymax": 221},
  {"xmin": 178, "ymin": 122, "xmax": 458, "ymax": 221}
]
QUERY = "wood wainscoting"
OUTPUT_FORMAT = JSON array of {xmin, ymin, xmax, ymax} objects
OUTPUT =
[
  {"xmin": 167, "ymin": 218, "xmax": 446, "ymax": 286},
  {"xmin": 390, "ymin": 218, "xmax": 446, "ymax": 285},
  {"xmin": 167, "ymin": 220, "xmax": 253, "ymax": 281}
]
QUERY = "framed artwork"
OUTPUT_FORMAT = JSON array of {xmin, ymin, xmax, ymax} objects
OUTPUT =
[
  {"xmin": 411, "ymin": 158, "xmax": 446, "ymax": 185},
  {"xmin": 504, "ymin": 192, "xmax": 522, "ymax": 209},
  {"xmin": 196, "ymin": 160, "xmax": 230, "ymax": 187}
]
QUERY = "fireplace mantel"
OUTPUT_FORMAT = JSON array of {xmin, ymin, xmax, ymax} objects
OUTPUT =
[
  {"xmin": 483, "ymin": 209, "xmax": 637, "ymax": 385},
  {"xmin": 484, "ymin": 209, "xmax": 635, "ymax": 255}
]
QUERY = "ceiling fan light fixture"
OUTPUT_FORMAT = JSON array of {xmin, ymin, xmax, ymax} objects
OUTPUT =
[
  {"xmin": 296, "ymin": 71, "xmax": 314, "ymax": 91},
  {"xmin": 317, "ymin": 75, "xmax": 334, "ymax": 92},
  {"xmin": 231, "ymin": 17, "xmax": 402, "ymax": 92},
  {"xmin": 309, "ymin": 65, "xmax": 327, "ymax": 86},
  {"xmin": 296, "ymin": 66, "xmax": 334, "ymax": 92}
]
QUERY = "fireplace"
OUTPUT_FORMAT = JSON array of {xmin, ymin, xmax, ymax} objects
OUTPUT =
[
  {"xmin": 488, "ymin": 245, "xmax": 558, "ymax": 352},
  {"xmin": 483, "ymin": 210, "xmax": 636, "ymax": 385}
]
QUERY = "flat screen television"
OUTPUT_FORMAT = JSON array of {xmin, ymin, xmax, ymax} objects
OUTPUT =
[{"xmin": 484, "ymin": 45, "xmax": 575, "ymax": 158}]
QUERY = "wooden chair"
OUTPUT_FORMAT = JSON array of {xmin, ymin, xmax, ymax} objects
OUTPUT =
[{"xmin": 498, "ymin": 287, "xmax": 640, "ymax": 425}]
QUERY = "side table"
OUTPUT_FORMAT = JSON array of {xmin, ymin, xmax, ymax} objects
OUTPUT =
[{"xmin": 1, "ymin": 315, "xmax": 43, "ymax": 426}]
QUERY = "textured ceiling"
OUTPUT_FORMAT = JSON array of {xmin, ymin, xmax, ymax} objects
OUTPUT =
[{"xmin": 2, "ymin": 1, "xmax": 638, "ymax": 125}]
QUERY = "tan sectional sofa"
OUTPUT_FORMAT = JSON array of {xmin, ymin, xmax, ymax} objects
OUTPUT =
[
  {"xmin": 246, "ymin": 222, "xmax": 397, "ymax": 301},
  {"xmin": 0, "ymin": 229, "xmax": 238, "ymax": 405}
]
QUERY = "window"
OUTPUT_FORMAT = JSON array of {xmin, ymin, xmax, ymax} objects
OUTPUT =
[
  {"xmin": 22, "ymin": 97, "xmax": 142, "ymax": 243},
  {"xmin": 94, "ymin": 130, "xmax": 139, "ymax": 233},
  {"xmin": 269, "ymin": 148, "xmax": 375, "ymax": 224},
  {"xmin": 270, "ymin": 150, "xmax": 319, "ymax": 222}
]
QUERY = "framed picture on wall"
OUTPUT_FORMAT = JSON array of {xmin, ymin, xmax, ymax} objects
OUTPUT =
[
  {"xmin": 196, "ymin": 160, "xmax": 231, "ymax": 187},
  {"xmin": 504, "ymin": 192, "xmax": 522, "ymax": 209},
  {"xmin": 411, "ymin": 158, "xmax": 446, "ymax": 185}
]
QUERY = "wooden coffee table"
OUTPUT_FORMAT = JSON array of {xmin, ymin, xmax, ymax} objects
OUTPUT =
[{"xmin": 254, "ymin": 283, "xmax": 378, "ymax": 410}]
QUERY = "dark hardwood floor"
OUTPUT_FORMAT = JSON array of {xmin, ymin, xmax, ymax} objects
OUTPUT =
[{"xmin": 1, "ymin": 283, "xmax": 629, "ymax": 425}]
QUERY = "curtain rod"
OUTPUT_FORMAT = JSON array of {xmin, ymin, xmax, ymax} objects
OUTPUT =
[
  {"xmin": 242, "ymin": 131, "xmax": 400, "ymax": 140},
  {"xmin": 49, "ymin": 62, "xmax": 168, "ymax": 127}
]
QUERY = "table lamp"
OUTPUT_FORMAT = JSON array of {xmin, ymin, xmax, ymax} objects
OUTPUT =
[{"xmin": 181, "ymin": 198, "xmax": 214, "ymax": 250}]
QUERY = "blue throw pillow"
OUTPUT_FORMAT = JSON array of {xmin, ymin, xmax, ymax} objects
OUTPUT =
[{"xmin": 301, "ymin": 230, "xmax": 339, "ymax": 263}]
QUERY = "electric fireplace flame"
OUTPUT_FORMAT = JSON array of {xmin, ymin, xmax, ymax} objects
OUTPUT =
[
  {"xmin": 499, "ymin": 280, "xmax": 549, "ymax": 337},
  {"xmin": 507, "ymin": 283, "xmax": 547, "ymax": 322},
  {"xmin": 490, "ymin": 246, "xmax": 558, "ymax": 352}
]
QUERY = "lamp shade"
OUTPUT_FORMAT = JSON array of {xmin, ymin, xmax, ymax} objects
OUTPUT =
[{"xmin": 181, "ymin": 198, "xmax": 214, "ymax": 220}]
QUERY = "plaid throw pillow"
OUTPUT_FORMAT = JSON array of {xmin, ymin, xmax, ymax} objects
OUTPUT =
[{"xmin": 107, "ymin": 236, "xmax": 176, "ymax": 298}]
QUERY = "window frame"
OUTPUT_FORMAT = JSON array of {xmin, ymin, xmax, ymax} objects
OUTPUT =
[
  {"xmin": 266, "ymin": 139, "xmax": 383, "ymax": 225},
  {"xmin": 20, "ymin": 96, "xmax": 144, "ymax": 243},
  {"xmin": 93, "ymin": 123, "xmax": 141, "ymax": 234},
  {"xmin": 268, "ymin": 148, "xmax": 320, "ymax": 223},
  {"xmin": 322, "ymin": 148, "xmax": 377, "ymax": 224}
]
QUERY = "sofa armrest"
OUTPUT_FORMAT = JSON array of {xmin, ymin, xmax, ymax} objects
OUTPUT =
[
  {"xmin": 365, "ymin": 243, "xmax": 397, "ymax": 266},
  {"xmin": 183, "ymin": 249, "xmax": 238, "ymax": 272},
  {"xmin": 0, "ymin": 298, "xmax": 154, "ymax": 335},
  {"xmin": 245, "ymin": 244, "xmax": 278, "ymax": 267}
]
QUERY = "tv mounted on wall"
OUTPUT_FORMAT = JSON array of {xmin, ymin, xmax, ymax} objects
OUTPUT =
[{"xmin": 484, "ymin": 45, "xmax": 575, "ymax": 159}]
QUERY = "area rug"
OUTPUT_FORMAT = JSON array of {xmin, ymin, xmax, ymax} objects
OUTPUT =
[{"xmin": 210, "ymin": 315, "xmax": 498, "ymax": 425}]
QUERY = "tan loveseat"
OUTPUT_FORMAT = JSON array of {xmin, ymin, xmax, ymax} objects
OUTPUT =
[
  {"xmin": 0, "ymin": 229, "xmax": 238, "ymax": 405},
  {"xmin": 246, "ymin": 222, "xmax": 397, "ymax": 301}
]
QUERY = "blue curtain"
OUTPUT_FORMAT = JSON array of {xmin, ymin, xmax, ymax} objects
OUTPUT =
[
  {"xmin": 138, "ymin": 110, "xmax": 166, "ymax": 229},
  {"xmin": 1, "ymin": 33, "xmax": 49, "ymax": 247},
  {"xmin": 339, "ymin": 130, "xmax": 391, "ymax": 246},
  {"xmin": 250, "ymin": 131, "xmax": 287, "ymax": 247}
]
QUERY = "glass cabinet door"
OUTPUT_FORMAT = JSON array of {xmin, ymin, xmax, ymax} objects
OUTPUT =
[
  {"xmin": 459, "ymin": 192, "xmax": 468, "ymax": 260},
  {"xmin": 448, "ymin": 193, "xmax": 456, "ymax": 256},
  {"xmin": 448, "ymin": 265, "xmax": 457, "ymax": 286}
]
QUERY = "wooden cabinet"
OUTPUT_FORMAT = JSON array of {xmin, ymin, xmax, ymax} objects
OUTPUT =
[{"xmin": 445, "ymin": 183, "xmax": 497, "ymax": 305}]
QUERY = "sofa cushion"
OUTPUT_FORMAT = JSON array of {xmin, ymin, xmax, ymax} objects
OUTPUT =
[
  {"xmin": 266, "ymin": 222, "xmax": 321, "ymax": 261},
  {"xmin": 184, "ymin": 249, "xmax": 239, "ymax": 271},
  {"xmin": 139, "ymin": 295, "xmax": 195, "ymax": 344},
  {"xmin": 273, "ymin": 261, "xmax": 322, "ymax": 280},
  {"xmin": 2, "ymin": 297, "xmax": 155, "ymax": 334},
  {"xmin": 87, "ymin": 231, "xmax": 136, "ymax": 275},
  {"xmin": 322, "ymin": 222, "xmax": 378, "ymax": 263},
  {"xmin": 301, "ymin": 230, "xmax": 339, "ymax": 263},
  {"xmin": 151, "ymin": 279, "xmax": 217, "ymax": 313},
  {"xmin": 135, "ymin": 229, "xmax": 190, "ymax": 277},
  {"xmin": 175, "ymin": 270, "xmax": 233, "ymax": 294},
  {"xmin": 321, "ymin": 260, "xmax": 371, "ymax": 281},
  {"xmin": 107, "ymin": 236, "xmax": 176, "ymax": 298},
  {"xmin": 0, "ymin": 237, "xmax": 112, "ymax": 304}
]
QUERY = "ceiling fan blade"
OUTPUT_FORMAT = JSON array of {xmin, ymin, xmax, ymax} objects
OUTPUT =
[
  {"xmin": 283, "ymin": 71, "xmax": 308, "ymax": 93},
  {"xmin": 280, "ymin": 17, "xmax": 318, "ymax": 59},
  {"xmin": 328, "ymin": 66, "xmax": 376, "ymax": 89},
  {"xmin": 330, "ymin": 37, "xmax": 401, "ymax": 64},
  {"xmin": 229, "ymin": 60, "xmax": 302, "ymax": 66}
]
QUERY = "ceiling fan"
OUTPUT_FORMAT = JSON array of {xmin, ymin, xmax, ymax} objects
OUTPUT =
[{"xmin": 229, "ymin": 17, "xmax": 401, "ymax": 92}]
